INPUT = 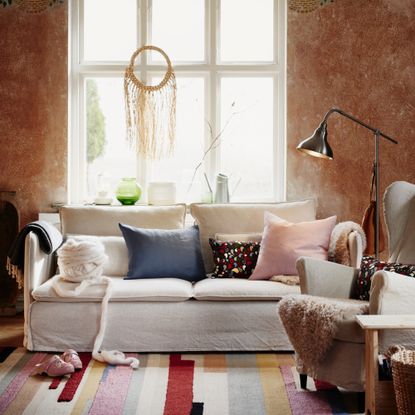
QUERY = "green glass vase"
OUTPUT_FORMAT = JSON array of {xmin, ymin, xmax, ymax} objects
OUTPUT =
[{"xmin": 116, "ymin": 178, "xmax": 142, "ymax": 205}]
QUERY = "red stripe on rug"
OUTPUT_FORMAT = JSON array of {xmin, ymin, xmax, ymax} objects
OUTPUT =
[
  {"xmin": 0, "ymin": 352, "xmax": 46, "ymax": 413},
  {"xmin": 88, "ymin": 354, "xmax": 138, "ymax": 415},
  {"xmin": 57, "ymin": 353, "xmax": 92, "ymax": 402},
  {"xmin": 49, "ymin": 377, "xmax": 61, "ymax": 390},
  {"xmin": 280, "ymin": 366, "xmax": 333, "ymax": 415},
  {"xmin": 163, "ymin": 354, "xmax": 195, "ymax": 415}
]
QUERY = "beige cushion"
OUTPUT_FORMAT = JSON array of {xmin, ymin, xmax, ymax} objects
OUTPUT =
[
  {"xmin": 60, "ymin": 204, "xmax": 187, "ymax": 236},
  {"xmin": 32, "ymin": 275, "xmax": 193, "ymax": 302},
  {"xmin": 193, "ymin": 278, "xmax": 300, "ymax": 301},
  {"xmin": 215, "ymin": 233, "xmax": 263, "ymax": 242},
  {"xmin": 66, "ymin": 235, "xmax": 128, "ymax": 277},
  {"xmin": 190, "ymin": 200, "xmax": 316, "ymax": 272}
]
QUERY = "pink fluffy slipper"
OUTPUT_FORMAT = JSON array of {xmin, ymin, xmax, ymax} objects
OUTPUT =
[
  {"xmin": 61, "ymin": 349, "xmax": 82, "ymax": 370},
  {"xmin": 33, "ymin": 355, "xmax": 74, "ymax": 377}
]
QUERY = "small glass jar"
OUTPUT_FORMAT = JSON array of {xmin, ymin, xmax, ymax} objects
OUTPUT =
[{"xmin": 115, "ymin": 178, "xmax": 142, "ymax": 205}]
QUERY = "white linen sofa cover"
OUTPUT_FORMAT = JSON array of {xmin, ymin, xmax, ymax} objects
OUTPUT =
[{"xmin": 24, "ymin": 199, "xmax": 357, "ymax": 352}]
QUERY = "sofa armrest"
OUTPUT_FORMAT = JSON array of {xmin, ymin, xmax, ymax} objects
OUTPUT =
[
  {"xmin": 369, "ymin": 271, "xmax": 415, "ymax": 315},
  {"xmin": 296, "ymin": 256, "xmax": 358, "ymax": 299},
  {"xmin": 348, "ymin": 230, "xmax": 364, "ymax": 268},
  {"xmin": 24, "ymin": 232, "xmax": 56, "ymax": 304},
  {"xmin": 370, "ymin": 271, "xmax": 415, "ymax": 350}
]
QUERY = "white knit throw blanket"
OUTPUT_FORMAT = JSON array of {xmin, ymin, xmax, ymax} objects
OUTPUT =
[
  {"xmin": 279, "ymin": 294, "xmax": 368, "ymax": 377},
  {"xmin": 53, "ymin": 239, "xmax": 139, "ymax": 369}
]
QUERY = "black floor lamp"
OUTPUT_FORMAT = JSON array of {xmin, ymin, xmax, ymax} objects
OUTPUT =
[{"xmin": 296, "ymin": 107, "xmax": 398, "ymax": 259}]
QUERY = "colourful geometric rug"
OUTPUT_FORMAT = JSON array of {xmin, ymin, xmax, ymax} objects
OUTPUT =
[{"xmin": 0, "ymin": 348, "xmax": 362, "ymax": 414}]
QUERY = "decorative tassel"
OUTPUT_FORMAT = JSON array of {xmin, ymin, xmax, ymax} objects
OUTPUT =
[{"xmin": 6, "ymin": 257, "xmax": 24, "ymax": 289}]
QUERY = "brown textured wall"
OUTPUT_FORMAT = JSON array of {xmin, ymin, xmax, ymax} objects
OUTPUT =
[
  {"xmin": 0, "ymin": 4, "xmax": 68, "ymax": 226},
  {"xmin": 287, "ymin": 0, "xmax": 415, "ymax": 227}
]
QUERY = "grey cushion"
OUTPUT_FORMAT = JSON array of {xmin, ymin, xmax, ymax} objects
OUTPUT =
[{"xmin": 119, "ymin": 223, "xmax": 206, "ymax": 282}]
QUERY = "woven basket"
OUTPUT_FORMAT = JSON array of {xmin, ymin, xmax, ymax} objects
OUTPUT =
[{"xmin": 391, "ymin": 350, "xmax": 415, "ymax": 415}]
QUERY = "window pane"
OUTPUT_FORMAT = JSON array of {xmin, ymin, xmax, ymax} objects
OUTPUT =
[
  {"xmin": 83, "ymin": 0, "xmax": 136, "ymax": 61},
  {"xmin": 220, "ymin": 77, "xmax": 274, "ymax": 201},
  {"xmin": 150, "ymin": 0, "xmax": 204, "ymax": 62},
  {"xmin": 86, "ymin": 78, "xmax": 136, "ymax": 200},
  {"xmin": 220, "ymin": 0, "xmax": 274, "ymax": 62},
  {"xmin": 148, "ymin": 76, "xmax": 205, "ymax": 202}
]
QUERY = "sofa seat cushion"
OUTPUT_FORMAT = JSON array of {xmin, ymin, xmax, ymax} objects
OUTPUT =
[
  {"xmin": 32, "ymin": 275, "xmax": 193, "ymax": 302},
  {"xmin": 193, "ymin": 278, "xmax": 300, "ymax": 301}
]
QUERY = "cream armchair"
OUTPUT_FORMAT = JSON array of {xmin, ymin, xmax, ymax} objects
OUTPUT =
[{"xmin": 296, "ymin": 181, "xmax": 415, "ymax": 391}]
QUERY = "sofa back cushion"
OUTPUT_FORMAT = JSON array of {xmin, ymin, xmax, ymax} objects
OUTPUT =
[
  {"xmin": 190, "ymin": 200, "xmax": 316, "ymax": 273},
  {"xmin": 65, "ymin": 235, "xmax": 128, "ymax": 276},
  {"xmin": 60, "ymin": 204, "xmax": 187, "ymax": 236}
]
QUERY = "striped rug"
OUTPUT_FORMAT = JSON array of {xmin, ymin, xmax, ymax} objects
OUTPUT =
[{"xmin": 0, "ymin": 348, "xmax": 362, "ymax": 415}]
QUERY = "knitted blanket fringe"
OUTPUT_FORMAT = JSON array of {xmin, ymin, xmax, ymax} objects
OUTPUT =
[
  {"xmin": 279, "ymin": 294, "xmax": 368, "ymax": 377},
  {"xmin": 53, "ymin": 239, "xmax": 139, "ymax": 369},
  {"xmin": 7, "ymin": 220, "xmax": 63, "ymax": 289}
]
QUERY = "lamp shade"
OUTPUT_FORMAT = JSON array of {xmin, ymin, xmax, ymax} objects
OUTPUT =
[{"xmin": 296, "ymin": 121, "xmax": 333, "ymax": 160}]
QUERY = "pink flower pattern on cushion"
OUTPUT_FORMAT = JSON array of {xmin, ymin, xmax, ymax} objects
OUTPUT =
[{"xmin": 249, "ymin": 212, "xmax": 337, "ymax": 279}]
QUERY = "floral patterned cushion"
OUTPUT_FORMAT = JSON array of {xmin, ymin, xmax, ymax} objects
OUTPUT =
[
  {"xmin": 209, "ymin": 238, "xmax": 260, "ymax": 278},
  {"xmin": 356, "ymin": 256, "xmax": 415, "ymax": 300}
]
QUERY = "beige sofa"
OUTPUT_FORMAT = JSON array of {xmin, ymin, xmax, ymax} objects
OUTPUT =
[{"xmin": 24, "ymin": 200, "xmax": 360, "ymax": 352}]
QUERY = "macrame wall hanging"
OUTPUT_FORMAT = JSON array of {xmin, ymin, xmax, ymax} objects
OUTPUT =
[
  {"xmin": 288, "ymin": 0, "xmax": 334, "ymax": 13},
  {"xmin": 124, "ymin": 45, "xmax": 176, "ymax": 160}
]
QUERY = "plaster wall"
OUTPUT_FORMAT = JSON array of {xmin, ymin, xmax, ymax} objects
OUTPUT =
[
  {"xmin": 287, "ymin": 0, "xmax": 415, "ymax": 226},
  {"xmin": 0, "ymin": 4, "xmax": 68, "ymax": 225},
  {"xmin": 0, "ymin": 0, "xmax": 414, "ymax": 231}
]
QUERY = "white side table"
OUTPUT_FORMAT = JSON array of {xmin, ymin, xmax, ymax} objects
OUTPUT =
[{"xmin": 356, "ymin": 314, "xmax": 415, "ymax": 415}]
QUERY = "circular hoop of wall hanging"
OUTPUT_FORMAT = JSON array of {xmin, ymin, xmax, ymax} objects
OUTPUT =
[{"xmin": 125, "ymin": 45, "xmax": 174, "ymax": 92}]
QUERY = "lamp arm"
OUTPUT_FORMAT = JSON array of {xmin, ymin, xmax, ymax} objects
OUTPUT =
[{"xmin": 322, "ymin": 108, "xmax": 398, "ymax": 145}]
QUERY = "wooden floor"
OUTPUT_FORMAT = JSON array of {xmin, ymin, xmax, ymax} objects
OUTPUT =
[{"xmin": 0, "ymin": 313, "xmax": 24, "ymax": 347}]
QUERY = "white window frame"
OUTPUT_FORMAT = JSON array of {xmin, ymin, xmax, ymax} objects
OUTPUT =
[{"xmin": 69, "ymin": 0, "xmax": 286, "ymax": 203}]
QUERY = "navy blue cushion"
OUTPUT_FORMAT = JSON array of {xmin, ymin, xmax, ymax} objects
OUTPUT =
[{"xmin": 119, "ymin": 223, "xmax": 206, "ymax": 281}]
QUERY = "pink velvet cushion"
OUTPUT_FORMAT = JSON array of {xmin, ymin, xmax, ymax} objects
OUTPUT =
[{"xmin": 249, "ymin": 212, "xmax": 337, "ymax": 279}]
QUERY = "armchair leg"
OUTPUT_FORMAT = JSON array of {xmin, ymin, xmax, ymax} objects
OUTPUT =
[
  {"xmin": 357, "ymin": 391, "xmax": 365, "ymax": 413},
  {"xmin": 299, "ymin": 373, "xmax": 307, "ymax": 389}
]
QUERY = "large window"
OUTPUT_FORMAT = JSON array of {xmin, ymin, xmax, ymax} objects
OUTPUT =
[{"xmin": 70, "ymin": 0, "xmax": 286, "ymax": 203}]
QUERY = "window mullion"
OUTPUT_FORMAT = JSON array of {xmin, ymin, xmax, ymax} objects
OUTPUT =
[
  {"xmin": 136, "ymin": 0, "xmax": 150, "ymax": 201},
  {"xmin": 207, "ymin": 0, "xmax": 219, "ymax": 187}
]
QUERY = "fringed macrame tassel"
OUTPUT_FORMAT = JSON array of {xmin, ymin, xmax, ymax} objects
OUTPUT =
[
  {"xmin": 6, "ymin": 257, "xmax": 24, "ymax": 289},
  {"xmin": 124, "ymin": 45, "xmax": 176, "ymax": 160}
]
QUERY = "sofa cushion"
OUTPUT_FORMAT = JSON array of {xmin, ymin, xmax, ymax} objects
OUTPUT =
[
  {"xmin": 120, "ymin": 224, "xmax": 206, "ymax": 281},
  {"xmin": 209, "ymin": 239, "xmax": 260, "ymax": 278},
  {"xmin": 32, "ymin": 275, "xmax": 193, "ymax": 302},
  {"xmin": 193, "ymin": 278, "xmax": 300, "ymax": 301},
  {"xmin": 190, "ymin": 200, "xmax": 316, "ymax": 273},
  {"xmin": 65, "ymin": 235, "xmax": 128, "ymax": 277},
  {"xmin": 60, "ymin": 204, "xmax": 186, "ymax": 236},
  {"xmin": 215, "ymin": 232, "xmax": 263, "ymax": 243},
  {"xmin": 250, "ymin": 213, "xmax": 337, "ymax": 279}
]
